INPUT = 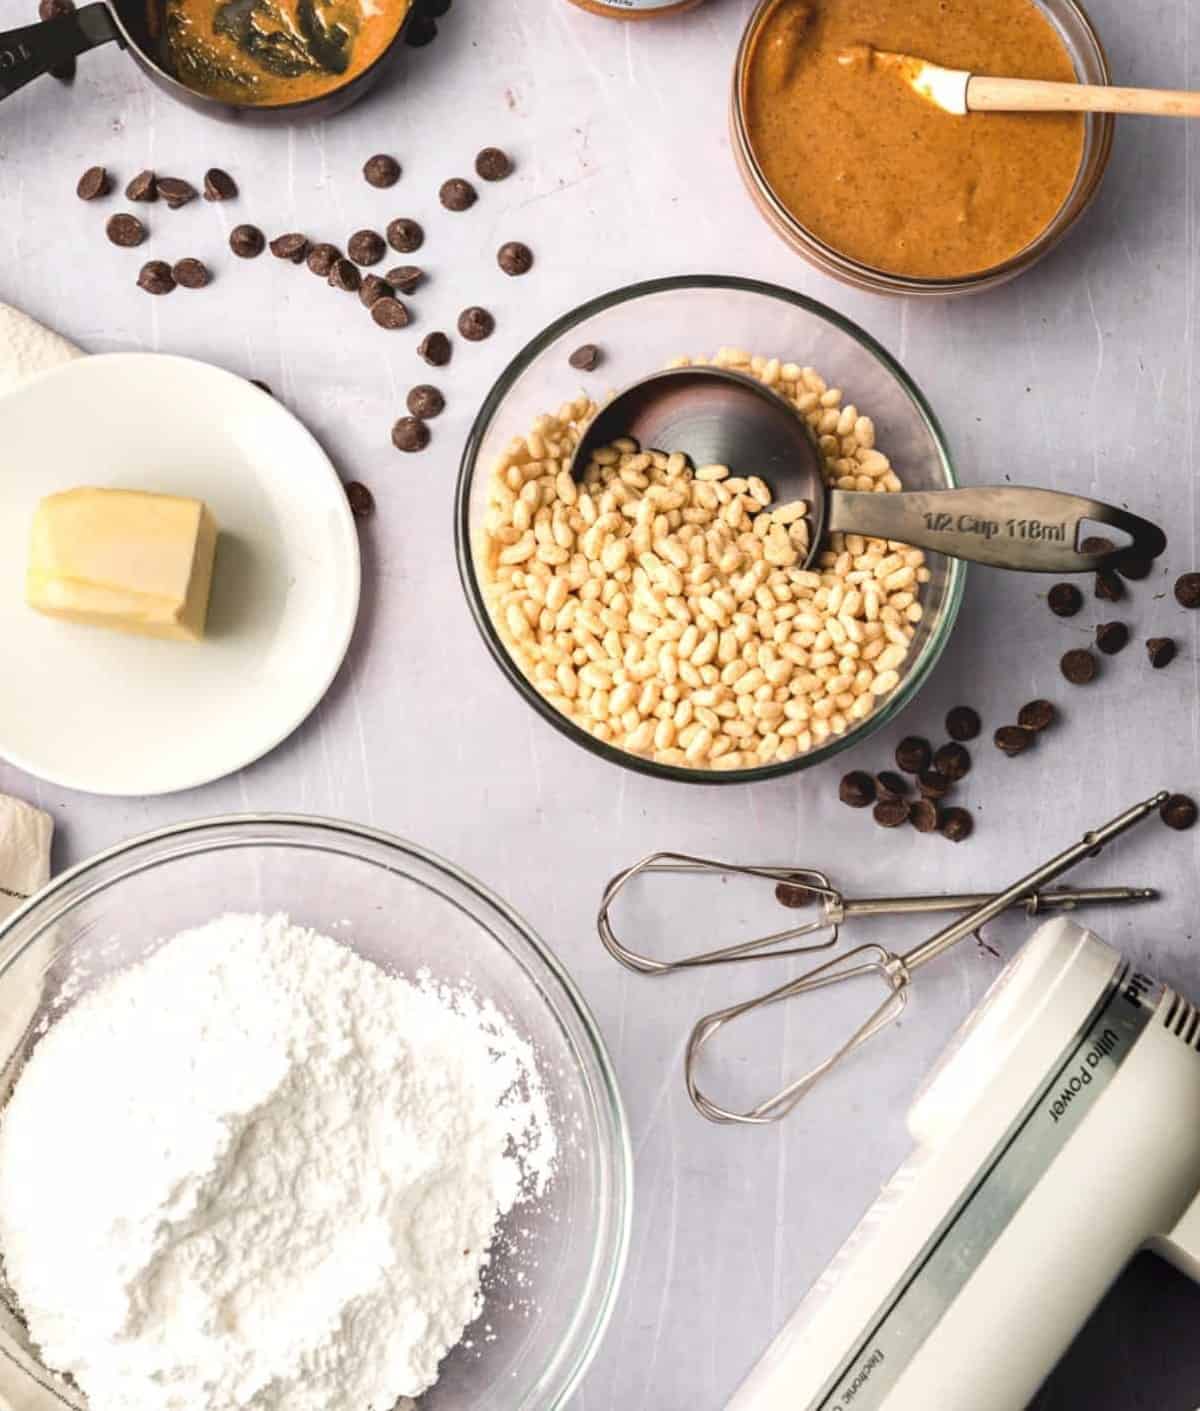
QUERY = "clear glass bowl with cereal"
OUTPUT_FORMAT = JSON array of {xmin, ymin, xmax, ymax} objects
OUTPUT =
[{"xmin": 454, "ymin": 276, "xmax": 965, "ymax": 784}]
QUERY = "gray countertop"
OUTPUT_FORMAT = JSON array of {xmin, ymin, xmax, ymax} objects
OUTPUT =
[{"xmin": 1, "ymin": 0, "xmax": 1199, "ymax": 1405}]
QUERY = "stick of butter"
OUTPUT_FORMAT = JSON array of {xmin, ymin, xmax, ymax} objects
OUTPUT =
[{"xmin": 26, "ymin": 488, "xmax": 219, "ymax": 642}]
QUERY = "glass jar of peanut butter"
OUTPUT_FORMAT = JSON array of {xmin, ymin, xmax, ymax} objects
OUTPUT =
[{"xmin": 567, "ymin": 0, "xmax": 703, "ymax": 18}]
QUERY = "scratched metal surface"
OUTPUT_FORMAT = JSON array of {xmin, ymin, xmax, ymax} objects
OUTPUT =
[{"xmin": 1, "ymin": 1, "xmax": 1199, "ymax": 1406}]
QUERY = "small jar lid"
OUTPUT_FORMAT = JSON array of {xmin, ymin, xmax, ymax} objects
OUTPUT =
[{"xmin": 567, "ymin": 0, "xmax": 703, "ymax": 17}]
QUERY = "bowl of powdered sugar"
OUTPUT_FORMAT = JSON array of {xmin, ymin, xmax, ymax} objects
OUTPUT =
[{"xmin": 0, "ymin": 817, "xmax": 630, "ymax": 1411}]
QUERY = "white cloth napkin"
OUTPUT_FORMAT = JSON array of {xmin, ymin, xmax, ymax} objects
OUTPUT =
[{"xmin": 0, "ymin": 299, "xmax": 82, "ymax": 400}]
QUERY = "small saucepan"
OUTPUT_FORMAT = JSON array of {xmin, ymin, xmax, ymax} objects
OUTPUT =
[{"xmin": 0, "ymin": 0, "xmax": 424, "ymax": 123}]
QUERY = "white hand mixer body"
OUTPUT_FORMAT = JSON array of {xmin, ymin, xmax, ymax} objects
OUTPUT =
[{"xmin": 728, "ymin": 918, "xmax": 1200, "ymax": 1411}]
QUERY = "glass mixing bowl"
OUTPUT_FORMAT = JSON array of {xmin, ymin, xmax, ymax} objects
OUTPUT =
[
  {"xmin": 455, "ymin": 275, "xmax": 965, "ymax": 785},
  {"xmin": 0, "ymin": 817, "xmax": 631, "ymax": 1411}
]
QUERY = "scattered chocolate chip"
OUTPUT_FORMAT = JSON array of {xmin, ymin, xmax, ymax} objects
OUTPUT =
[
  {"xmin": 475, "ymin": 147, "xmax": 513, "ymax": 182},
  {"xmin": 249, "ymin": 379, "xmax": 272, "ymax": 395},
  {"xmin": 939, "ymin": 807, "xmax": 974, "ymax": 843},
  {"xmin": 229, "ymin": 223, "xmax": 265, "ymax": 258},
  {"xmin": 933, "ymin": 742, "xmax": 971, "ymax": 782},
  {"xmin": 439, "ymin": 177, "xmax": 477, "ymax": 212},
  {"xmin": 345, "ymin": 481, "xmax": 375, "ymax": 518},
  {"xmin": 392, "ymin": 416, "xmax": 430, "ymax": 452},
  {"xmin": 405, "ymin": 13, "xmax": 438, "ymax": 46},
  {"xmin": 348, "ymin": 229, "xmax": 386, "ymax": 266},
  {"xmin": 359, "ymin": 274, "xmax": 393, "ymax": 308},
  {"xmin": 569, "ymin": 343, "xmax": 602, "ymax": 372},
  {"xmin": 838, "ymin": 770, "xmax": 876, "ymax": 808},
  {"xmin": 1079, "ymin": 535, "xmax": 1114, "ymax": 556},
  {"xmin": 156, "ymin": 176, "xmax": 197, "ymax": 209},
  {"xmin": 76, "ymin": 166, "xmax": 111, "ymax": 201},
  {"xmin": 1095, "ymin": 621, "xmax": 1129, "ymax": 655},
  {"xmin": 363, "ymin": 153, "xmax": 401, "ymax": 188},
  {"xmin": 457, "ymin": 305, "xmax": 494, "ymax": 341},
  {"xmin": 1048, "ymin": 582, "xmax": 1083, "ymax": 618},
  {"xmin": 497, "ymin": 240, "xmax": 533, "ymax": 276},
  {"xmin": 917, "ymin": 769, "xmax": 951, "ymax": 800},
  {"xmin": 418, "ymin": 331, "xmax": 451, "ymax": 367},
  {"xmin": 386, "ymin": 265, "xmax": 423, "ymax": 294},
  {"xmin": 203, "ymin": 167, "xmax": 237, "ymax": 201},
  {"xmin": 774, "ymin": 878, "xmax": 817, "ymax": 908},
  {"xmin": 994, "ymin": 725, "xmax": 1033, "ymax": 757},
  {"xmin": 406, "ymin": 384, "xmax": 444, "ymax": 419},
  {"xmin": 328, "ymin": 257, "xmax": 362, "ymax": 293},
  {"xmin": 386, "ymin": 218, "xmax": 424, "ymax": 254},
  {"xmin": 306, "ymin": 242, "xmax": 340, "ymax": 277},
  {"xmin": 270, "ymin": 232, "xmax": 309, "ymax": 263},
  {"xmin": 944, "ymin": 706, "xmax": 981, "ymax": 742},
  {"xmin": 910, "ymin": 799, "xmax": 939, "ymax": 833},
  {"xmin": 1147, "ymin": 636, "xmax": 1177, "ymax": 669},
  {"xmin": 874, "ymin": 770, "xmax": 910, "ymax": 801},
  {"xmin": 1061, "ymin": 648, "xmax": 1098, "ymax": 685},
  {"xmin": 105, "ymin": 213, "xmax": 145, "ymax": 248},
  {"xmin": 370, "ymin": 296, "xmax": 408, "ymax": 329},
  {"xmin": 1017, "ymin": 699, "xmax": 1056, "ymax": 733},
  {"xmin": 895, "ymin": 736, "xmax": 932, "ymax": 774},
  {"xmin": 39, "ymin": 0, "xmax": 76, "ymax": 79},
  {"xmin": 1161, "ymin": 793, "xmax": 1198, "ymax": 831},
  {"xmin": 1095, "ymin": 568, "xmax": 1124, "ymax": 603},
  {"xmin": 1175, "ymin": 572, "xmax": 1200, "ymax": 609},
  {"xmin": 873, "ymin": 798, "xmax": 911, "ymax": 829},
  {"xmin": 136, "ymin": 260, "xmax": 175, "ymax": 295},
  {"xmin": 172, "ymin": 257, "xmax": 210, "ymax": 289},
  {"xmin": 125, "ymin": 168, "xmax": 157, "ymax": 202}
]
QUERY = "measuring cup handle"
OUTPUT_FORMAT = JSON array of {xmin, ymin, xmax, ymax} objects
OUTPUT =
[
  {"xmin": 826, "ymin": 486, "xmax": 1166, "ymax": 573},
  {"xmin": 0, "ymin": 4, "xmax": 122, "ymax": 103}
]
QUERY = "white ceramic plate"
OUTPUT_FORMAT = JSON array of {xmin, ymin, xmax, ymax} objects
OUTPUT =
[{"xmin": 0, "ymin": 354, "xmax": 361, "ymax": 796}]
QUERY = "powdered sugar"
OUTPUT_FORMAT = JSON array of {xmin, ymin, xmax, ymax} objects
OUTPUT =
[{"xmin": 0, "ymin": 912, "xmax": 557, "ymax": 1411}]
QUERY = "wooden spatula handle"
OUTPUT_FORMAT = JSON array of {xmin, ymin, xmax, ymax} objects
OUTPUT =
[{"xmin": 966, "ymin": 76, "xmax": 1200, "ymax": 118}]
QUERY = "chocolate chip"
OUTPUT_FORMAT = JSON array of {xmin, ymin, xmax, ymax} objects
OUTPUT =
[
  {"xmin": 1017, "ymin": 699, "xmax": 1056, "ymax": 732},
  {"xmin": 917, "ymin": 769, "xmax": 951, "ymax": 800},
  {"xmin": 569, "ymin": 343, "xmax": 602, "ymax": 372},
  {"xmin": 76, "ymin": 166, "xmax": 110, "ymax": 201},
  {"xmin": 203, "ymin": 167, "xmax": 237, "ymax": 201},
  {"xmin": 1095, "ymin": 568, "xmax": 1124, "ymax": 603},
  {"xmin": 873, "ymin": 798, "xmax": 911, "ymax": 829},
  {"xmin": 39, "ymin": 0, "xmax": 76, "ymax": 78},
  {"xmin": 328, "ymin": 257, "xmax": 362, "ymax": 293},
  {"xmin": 497, "ymin": 240, "xmax": 533, "ymax": 276},
  {"xmin": 392, "ymin": 416, "xmax": 430, "ymax": 452},
  {"xmin": 994, "ymin": 725, "xmax": 1033, "ymax": 757},
  {"xmin": 1147, "ymin": 637, "xmax": 1176, "ymax": 669},
  {"xmin": 386, "ymin": 265, "xmax": 423, "ymax": 294},
  {"xmin": 475, "ymin": 147, "xmax": 513, "ymax": 182},
  {"xmin": 105, "ymin": 213, "xmax": 145, "ymax": 247},
  {"xmin": 418, "ymin": 331, "xmax": 451, "ymax": 367},
  {"xmin": 933, "ymin": 742, "xmax": 971, "ymax": 782},
  {"xmin": 874, "ymin": 770, "xmax": 910, "ymax": 801},
  {"xmin": 136, "ymin": 260, "xmax": 175, "ymax": 295},
  {"xmin": 125, "ymin": 169, "xmax": 157, "ymax": 202},
  {"xmin": 774, "ymin": 878, "xmax": 817, "ymax": 908},
  {"xmin": 910, "ymin": 799, "xmax": 939, "ymax": 833},
  {"xmin": 1161, "ymin": 793, "xmax": 1198, "ymax": 831},
  {"xmin": 406, "ymin": 384, "xmax": 444, "ymax": 419},
  {"xmin": 939, "ymin": 807, "xmax": 974, "ymax": 843},
  {"xmin": 838, "ymin": 770, "xmax": 876, "ymax": 808},
  {"xmin": 405, "ymin": 14, "xmax": 438, "ymax": 46},
  {"xmin": 359, "ymin": 274, "xmax": 393, "ymax": 308},
  {"xmin": 370, "ymin": 296, "xmax": 408, "ymax": 329},
  {"xmin": 1061, "ymin": 648, "xmax": 1098, "ymax": 685},
  {"xmin": 944, "ymin": 706, "xmax": 980, "ymax": 742},
  {"xmin": 156, "ymin": 176, "xmax": 197, "ymax": 209},
  {"xmin": 457, "ymin": 306, "xmax": 494, "ymax": 341},
  {"xmin": 1095, "ymin": 621, "xmax": 1129, "ymax": 655},
  {"xmin": 1048, "ymin": 583, "xmax": 1083, "ymax": 618},
  {"xmin": 270, "ymin": 232, "xmax": 309, "ymax": 263},
  {"xmin": 1175, "ymin": 573, "xmax": 1200, "ymax": 609},
  {"xmin": 229, "ymin": 223, "xmax": 265, "ymax": 258},
  {"xmin": 363, "ymin": 154, "xmax": 401, "ymax": 188},
  {"xmin": 895, "ymin": 736, "xmax": 931, "ymax": 774},
  {"xmin": 345, "ymin": 481, "xmax": 376, "ymax": 518},
  {"xmin": 1079, "ymin": 536, "xmax": 1114, "ymax": 556},
  {"xmin": 439, "ymin": 178, "xmax": 477, "ymax": 212},
  {"xmin": 348, "ymin": 229, "xmax": 386, "ymax": 266},
  {"xmin": 386, "ymin": 218, "xmax": 424, "ymax": 254},
  {"xmin": 306, "ymin": 242, "xmax": 340, "ymax": 277},
  {"xmin": 172, "ymin": 257, "xmax": 210, "ymax": 289}
]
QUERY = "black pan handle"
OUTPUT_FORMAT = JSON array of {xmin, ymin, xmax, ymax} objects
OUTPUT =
[{"xmin": 0, "ymin": 3, "xmax": 123, "ymax": 102}]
